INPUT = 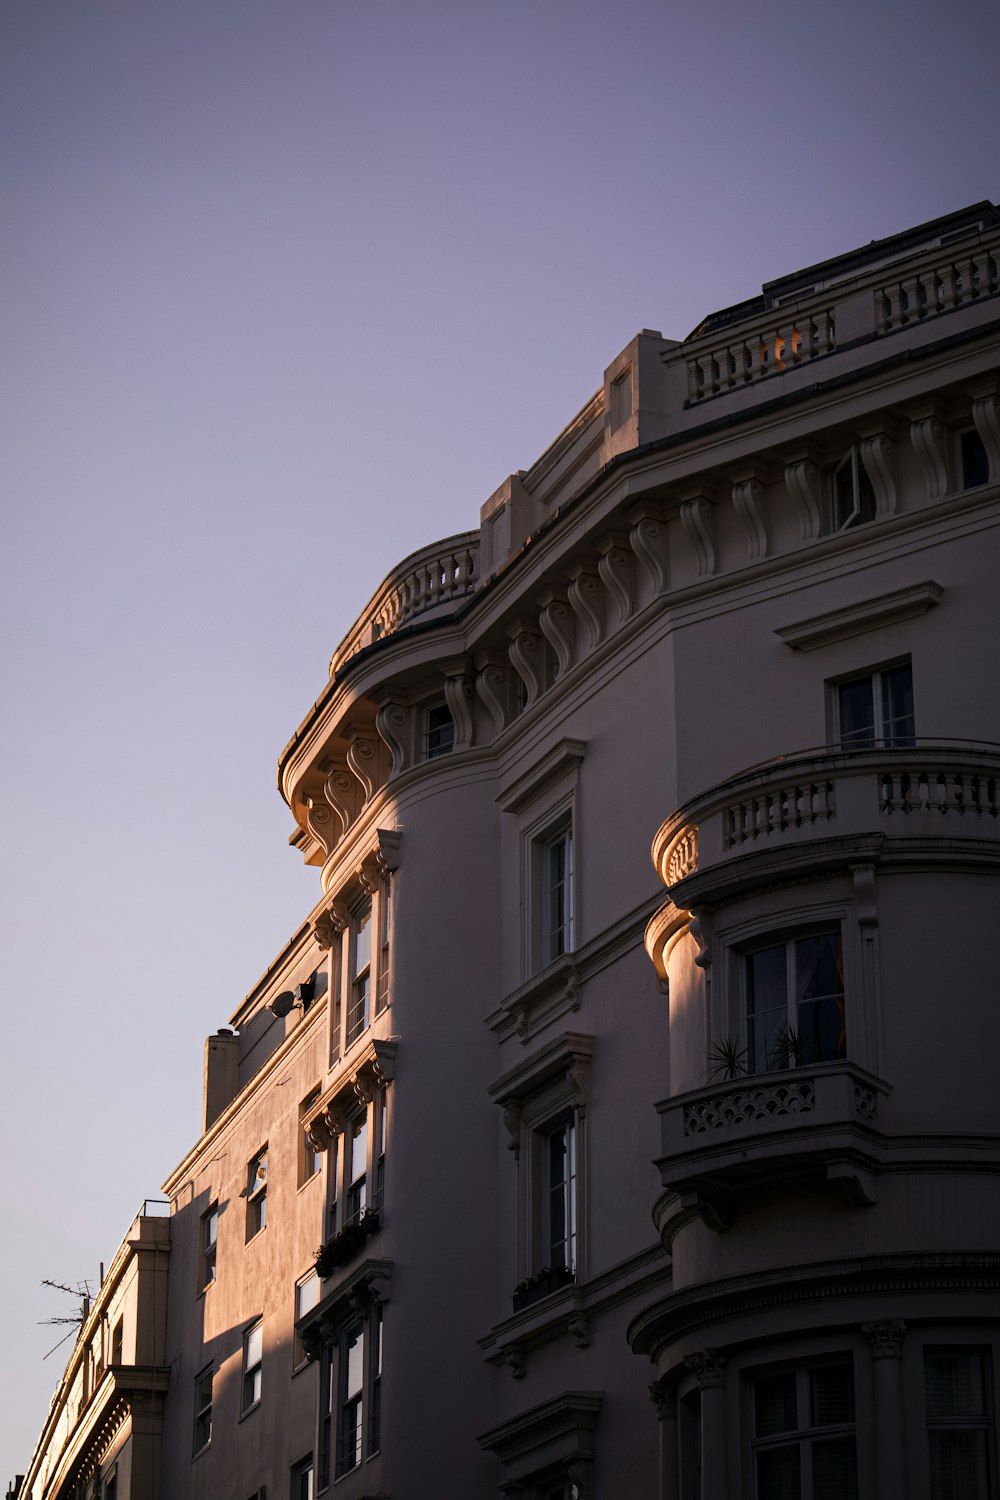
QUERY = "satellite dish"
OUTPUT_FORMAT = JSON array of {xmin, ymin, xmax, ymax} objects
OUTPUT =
[{"xmin": 269, "ymin": 991, "xmax": 295, "ymax": 1018}]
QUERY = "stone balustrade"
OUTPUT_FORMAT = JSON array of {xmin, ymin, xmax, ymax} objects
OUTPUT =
[
  {"xmin": 686, "ymin": 309, "xmax": 836, "ymax": 404},
  {"xmin": 652, "ymin": 742, "xmax": 1000, "ymax": 892},
  {"xmin": 875, "ymin": 242, "xmax": 999, "ymax": 334},
  {"xmin": 331, "ymin": 531, "xmax": 481, "ymax": 674}
]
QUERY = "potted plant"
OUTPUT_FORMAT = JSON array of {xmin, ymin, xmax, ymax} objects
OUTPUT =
[
  {"xmin": 314, "ymin": 1207, "xmax": 381, "ymax": 1277},
  {"xmin": 512, "ymin": 1263, "xmax": 575, "ymax": 1312}
]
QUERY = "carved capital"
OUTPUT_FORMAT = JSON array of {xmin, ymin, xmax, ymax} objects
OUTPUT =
[
  {"xmin": 649, "ymin": 1377, "xmax": 678, "ymax": 1421},
  {"xmin": 507, "ymin": 621, "xmax": 544, "ymax": 708},
  {"xmin": 538, "ymin": 587, "xmax": 575, "ymax": 680},
  {"xmin": 597, "ymin": 534, "xmax": 634, "ymax": 627},
  {"xmin": 910, "ymin": 414, "xmax": 952, "ymax": 500},
  {"xmin": 679, "ymin": 495, "xmax": 717, "ymax": 576},
  {"xmin": 474, "ymin": 650, "xmax": 511, "ymax": 739},
  {"xmin": 863, "ymin": 1319, "xmax": 906, "ymax": 1359},
  {"xmin": 442, "ymin": 659, "xmax": 476, "ymax": 749},
  {"xmin": 685, "ymin": 1347, "xmax": 728, "ymax": 1389},
  {"xmin": 731, "ymin": 477, "xmax": 769, "ymax": 560},
  {"xmin": 374, "ymin": 701, "xmax": 409, "ymax": 778},
  {"xmin": 567, "ymin": 561, "xmax": 604, "ymax": 650}
]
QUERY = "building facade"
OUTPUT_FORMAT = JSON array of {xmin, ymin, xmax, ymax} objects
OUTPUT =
[{"xmin": 19, "ymin": 201, "xmax": 1000, "ymax": 1500}]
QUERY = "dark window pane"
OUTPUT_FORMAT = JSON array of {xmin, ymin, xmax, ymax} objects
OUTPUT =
[
  {"xmin": 881, "ymin": 665, "xmax": 915, "ymax": 746},
  {"xmin": 855, "ymin": 458, "xmax": 877, "ymax": 524},
  {"xmin": 812, "ymin": 1438, "xmax": 859, "ymax": 1500},
  {"xmin": 839, "ymin": 678, "xmax": 875, "ymax": 746},
  {"xmin": 962, "ymin": 429, "xmax": 989, "ymax": 489},
  {"xmin": 747, "ymin": 946, "xmax": 787, "ymax": 1072},
  {"xmin": 757, "ymin": 1444, "xmax": 802, "ymax": 1500},
  {"xmin": 811, "ymin": 1364, "xmax": 855, "ymax": 1425},
  {"xmin": 929, "ymin": 1431, "xmax": 992, "ymax": 1500},
  {"xmin": 754, "ymin": 1371, "xmax": 798, "ymax": 1436}
]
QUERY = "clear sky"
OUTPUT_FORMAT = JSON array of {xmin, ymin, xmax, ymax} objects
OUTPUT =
[{"xmin": 1, "ymin": 0, "xmax": 997, "ymax": 1476}]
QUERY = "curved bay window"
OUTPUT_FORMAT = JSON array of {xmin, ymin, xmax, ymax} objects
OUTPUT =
[{"xmin": 746, "ymin": 932, "xmax": 845, "ymax": 1074}]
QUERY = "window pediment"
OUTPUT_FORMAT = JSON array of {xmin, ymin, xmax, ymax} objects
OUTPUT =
[{"xmin": 304, "ymin": 1039, "xmax": 397, "ymax": 1152}]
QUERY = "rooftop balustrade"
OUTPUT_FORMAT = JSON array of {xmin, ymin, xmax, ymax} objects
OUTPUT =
[{"xmin": 330, "ymin": 530, "xmax": 480, "ymax": 676}]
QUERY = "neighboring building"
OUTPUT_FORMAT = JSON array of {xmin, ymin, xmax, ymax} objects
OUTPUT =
[
  {"xmin": 19, "ymin": 1205, "xmax": 170, "ymax": 1500},
  {"xmin": 19, "ymin": 200, "xmax": 1000, "ymax": 1500}
]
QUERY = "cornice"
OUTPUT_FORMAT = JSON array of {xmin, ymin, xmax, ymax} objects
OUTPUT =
[
  {"xmin": 627, "ymin": 1250, "xmax": 1000, "ymax": 1362},
  {"xmin": 775, "ymin": 579, "xmax": 944, "ymax": 651}
]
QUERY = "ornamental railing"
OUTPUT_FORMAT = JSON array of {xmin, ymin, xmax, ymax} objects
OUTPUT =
[
  {"xmin": 652, "ymin": 741, "xmax": 1000, "ymax": 891},
  {"xmin": 330, "ymin": 531, "xmax": 480, "ymax": 675}
]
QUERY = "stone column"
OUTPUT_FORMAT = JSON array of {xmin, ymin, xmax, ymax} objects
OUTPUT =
[
  {"xmin": 686, "ymin": 1348, "xmax": 728, "ymax": 1500},
  {"xmin": 649, "ymin": 1379, "xmax": 680, "ymax": 1500},
  {"xmin": 863, "ymin": 1319, "xmax": 907, "ymax": 1496}
]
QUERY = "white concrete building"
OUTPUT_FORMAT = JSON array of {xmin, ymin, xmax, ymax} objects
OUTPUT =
[{"xmin": 19, "ymin": 200, "xmax": 1000, "ymax": 1500}]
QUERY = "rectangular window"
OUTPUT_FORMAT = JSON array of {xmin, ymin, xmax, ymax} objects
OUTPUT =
[
  {"xmin": 201, "ymin": 1203, "xmax": 219, "ymax": 1288},
  {"xmin": 373, "ymin": 1088, "xmax": 387, "ymax": 1213},
  {"xmin": 746, "ymin": 932, "xmax": 845, "ymax": 1073},
  {"xmin": 318, "ymin": 1344, "xmax": 334, "ymax": 1489},
  {"xmin": 327, "ymin": 1135, "xmax": 339, "ymax": 1239},
  {"xmin": 825, "ymin": 447, "xmax": 877, "ymax": 534},
  {"xmin": 424, "ymin": 699, "xmax": 455, "ymax": 759},
  {"xmin": 336, "ymin": 1325, "xmax": 365, "ymax": 1477},
  {"xmin": 246, "ymin": 1148, "xmax": 268, "ymax": 1239},
  {"xmin": 346, "ymin": 1115, "xmax": 368, "ymax": 1224},
  {"xmin": 193, "ymin": 1365, "xmax": 213, "ymax": 1453},
  {"xmin": 329, "ymin": 932, "xmax": 343, "ymax": 1065},
  {"xmin": 300, "ymin": 1090, "xmax": 321, "ymax": 1187},
  {"xmin": 926, "ymin": 1348, "xmax": 995, "ymax": 1500},
  {"xmin": 837, "ymin": 662, "xmax": 914, "ymax": 749},
  {"xmin": 103, "ymin": 1469, "xmax": 117, "ymax": 1500},
  {"xmin": 242, "ymin": 1320, "xmax": 263, "ymax": 1412},
  {"xmin": 291, "ymin": 1458, "xmax": 314, "ymax": 1500},
  {"xmin": 751, "ymin": 1360, "xmax": 858, "ymax": 1499},
  {"xmin": 368, "ymin": 1306, "xmax": 383, "ymax": 1456},
  {"xmin": 961, "ymin": 428, "xmax": 990, "ymax": 489},
  {"xmin": 293, "ymin": 1271, "xmax": 320, "ymax": 1370},
  {"xmin": 544, "ymin": 1117, "xmax": 577, "ymax": 1271},
  {"xmin": 110, "ymin": 1317, "xmax": 123, "ymax": 1366},
  {"xmin": 376, "ymin": 877, "xmax": 391, "ymax": 1014},
  {"xmin": 346, "ymin": 903, "xmax": 371, "ymax": 1047},
  {"xmin": 541, "ymin": 821, "xmax": 574, "ymax": 967}
]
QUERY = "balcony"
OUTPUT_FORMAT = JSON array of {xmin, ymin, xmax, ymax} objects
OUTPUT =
[
  {"xmin": 649, "ymin": 741, "xmax": 1000, "ymax": 919},
  {"xmin": 654, "ymin": 1061, "xmax": 891, "ymax": 1240},
  {"xmin": 329, "ymin": 530, "xmax": 480, "ymax": 675}
]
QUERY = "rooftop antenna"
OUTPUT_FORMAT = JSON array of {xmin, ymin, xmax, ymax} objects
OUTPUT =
[{"xmin": 39, "ymin": 1278, "xmax": 94, "ymax": 1360}]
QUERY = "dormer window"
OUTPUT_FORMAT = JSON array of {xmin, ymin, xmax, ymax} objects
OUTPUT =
[{"xmin": 826, "ymin": 448, "xmax": 876, "ymax": 534}]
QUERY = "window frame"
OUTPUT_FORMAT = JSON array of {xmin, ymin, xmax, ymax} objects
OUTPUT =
[
  {"xmin": 299, "ymin": 1088, "xmax": 321, "ymax": 1189},
  {"xmin": 193, "ymin": 1363, "xmax": 213, "ymax": 1455},
  {"xmin": 527, "ymin": 802, "xmax": 576, "ymax": 976},
  {"xmin": 748, "ymin": 1355, "xmax": 859, "ymax": 1500},
  {"xmin": 293, "ymin": 1270, "xmax": 320, "ymax": 1372},
  {"xmin": 422, "ymin": 697, "xmax": 455, "ymax": 760},
  {"xmin": 246, "ymin": 1147, "xmax": 268, "ymax": 1240},
  {"xmin": 832, "ymin": 658, "xmax": 915, "ymax": 750},
  {"xmin": 743, "ymin": 928, "xmax": 846, "ymax": 1075},
  {"xmin": 959, "ymin": 426, "xmax": 990, "ymax": 490},
  {"xmin": 200, "ymin": 1201, "xmax": 219, "ymax": 1291},
  {"xmin": 336, "ymin": 1321, "xmax": 366, "ymax": 1478},
  {"xmin": 328, "ymin": 875, "xmax": 393, "ymax": 1064},
  {"xmin": 290, "ymin": 1457, "xmax": 314, "ymax": 1500},
  {"xmin": 241, "ymin": 1318, "xmax": 264, "ymax": 1415},
  {"xmin": 823, "ymin": 446, "xmax": 877, "ymax": 535},
  {"xmin": 925, "ymin": 1345, "xmax": 996, "ymax": 1500}
]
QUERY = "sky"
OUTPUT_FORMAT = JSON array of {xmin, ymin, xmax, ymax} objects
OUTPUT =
[{"xmin": 1, "ymin": 0, "xmax": 997, "ymax": 1476}]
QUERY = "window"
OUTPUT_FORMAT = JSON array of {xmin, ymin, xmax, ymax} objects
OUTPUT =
[
  {"xmin": 337, "ymin": 1324, "xmax": 365, "ymax": 1476},
  {"xmin": 745, "ymin": 931, "xmax": 845, "ymax": 1074},
  {"xmin": 246, "ymin": 1148, "xmax": 268, "ymax": 1239},
  {"xmin": 201, "ymin": 1203, "xmax": 219, "ymax": 1288},
  {"xmin": 750, "ymin": 1360, "xmax": 858, "ymax": 1499},
  {"xmin": 824, "ymin": 447, "xmax": 876, "ymax": 534},
  {"xmin": 326, "ymin": 1135, "xmax": 340, "ymax": 1238},
  {"xmin": 544, "ymin": 1117, "xmax": 577, "ymax": 1272},
  {"xmin": 299, "ymin": 1091, "xmax": 321, "ymax": 1187},
  {"xmin": 329, "ymin": 931, "xmax": 343, "ymax": 1065},
  {"xmin": 346, "ymin": 1114, "xmax": 368, "ymax": 1224},
  {"xmin": 102, "ymin": 1468, "xmax": 117, "ymax": 1500},
  {"xmin": 373, "ymin": 1087, "xmax": 387, "ymax": 1213},
  {"xmin": 293, "ymin": 1272, "xmax": 320, "ymax": 1370},
  {"xmin": 291, "ymin": 1458, "xmax": 314, "ymax": 1500},
  {"xmin": 346, "ymin": 902, "xmax": 371, "ymax": 1048},
  {"xmin": 376, "ymin": 877, "xmax": 391, "ymax": 1014},
  {"xmin": 242, "ymin": 1320, "xmax": 263, "ymax": 1412},
  {"xmin": 541, "ymin": 821, "xmax": 574, "ymax": 966},
  {"xmin": 318, "ymin": 1343, "xmax": 334, "ymax": 1489},
  {"xmin": 110, "ymin": 1317, "xmax": 123, "ymax": 1366},
  {"xmin": 837, "ymin": 662, "xmax": 914, "ymax": 748},
  {"xmin": 193, "ymin": 1364, "xmax": 213, "ymax": 1453},
  {"xmin": 368, "ymin": 1306, "xmax": 383, "ymax": 1456},
  {"xmin": 961, "ymin": 428, "xmax": 990, "ymax": 489},
  {"xmin": 423, "ymin": 699, "xmax": 455, "ymax": 759},
  {"xmin": 926, "ymin": 1348, "xmax": 995, "ymax": 1499}
]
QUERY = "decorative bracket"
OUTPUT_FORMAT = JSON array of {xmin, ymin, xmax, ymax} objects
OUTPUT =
[
  {"xmin": 538, "ymin": 585, "xmax": 575, "ymax": 680},
  {"xmin": 474, "ymin": 650, "xmax": 512, "ymax": 739},
  {"xmin": 597, "ymin": 534, "xmax": 634, "ymax": 628},
  {"xmin": 508, "ymin": 621, "xmax": 544, "ymax": 708},
  {"xmin": 628, "ymin": 503, "xmax": 669, "ymax": 595},
  {"xmin": 679, "ymin": 493, "xmax": 717, "ymax": 576},
  {"xmin": 731, "ymin": 477, "xmax": 769, "ymax": 560},
  {"xmin": 567, "ymin": 561, "xmax": 604, "ymax": 650},
  {"xmin": 374, "ymin": 700, "xmax": 410, "ymax": 778}
]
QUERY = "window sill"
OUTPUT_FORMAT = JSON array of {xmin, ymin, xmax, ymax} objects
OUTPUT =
[
  {"xmin": 238, "ymin": 1399, "xmax": 261, "ymax": 1423},
  {"xmin": 192, "ymin": 1442, "xmax": 211, "ymax": 1462}
]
